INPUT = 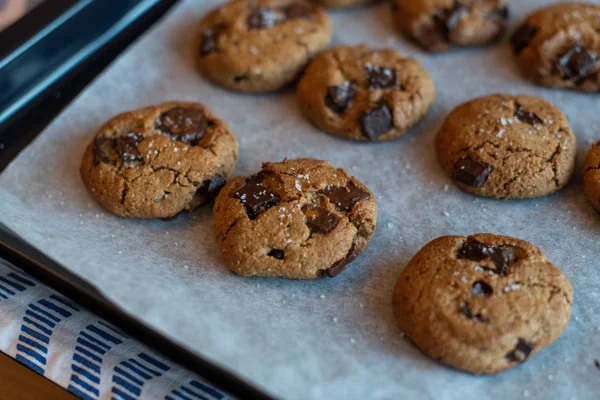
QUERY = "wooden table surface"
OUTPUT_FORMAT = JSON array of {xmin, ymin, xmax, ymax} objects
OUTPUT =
[{"xmin": 0, "ymin": 352, "xmax": 75, "ymax": 400}]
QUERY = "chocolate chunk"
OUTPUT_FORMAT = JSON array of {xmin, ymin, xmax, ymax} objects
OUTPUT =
[
  {"xmin": 115, "ymin": 133, "xmax": 144, "ymax": 164},
  {"xmin": 93, "ymin": 136, "xmax": 114, "ymax": 166},
  {"xmin": 434, "ymin": 1, "xmax": 468, "ymax": 40},
  {"xmin": 247, "ymin": 6, "xmax": 278, "ymax": 30},
  {"xmin": 196, "ymin": 175, "xmax": 226, "ymax": 201},
  {"xmin": 322, "ymin": 181, "xmax": 370, "ymax": 211},
  {"xmin": 459, "ymin": 241, "xmax": 516, "ymax": 275},
  {"xmin": 157, "ymin": 107, "xmax": 208, "ymax": 146},
  {"xmin": 366, "ymin": 65, "xmax": 397, "ymax": 90},
  {"xmin": 460, "ymin": 302, "xmax": 488, "ymax": 322},
  {"xmin": 323, "ymin": 241, "xmax": 361, "ymax": 278},
  {"xmin": 452, "ymin": 157, "xmax": 493, "ymax": 187},
  {"xmin": 491, "ymin": 5, "xmax": 509, "ymax": 20},
  {"xmin": 268, "ymin": 249, "xmax": 284, "ymax": 260},
  {"xmin": 302, "ymin": 205, "xmax": 339, "ymax": 234},
  {"xmin": 200, "ymin": 23, "xmax": 226, "ymax": 56},
  {"xmin": 325, "ymin": 82, "xmax": 355, "ymax": 114},
  {"xmin": 233, "ymin": 173, "xmax": 280, "ymax": 220},
  {"xmin": 511, "ymin": 24, "xmax": 538, "ymax": 54},
  {"xmin": 514, "ymin": 105, "xmax": 543, "ymax": 126},
  {"xmin": 557, "ymin": 44, "xmax": 597, "ymax": 81},
  {"xmin": 282, "ymin": 2, "xmax": 313, "ymax": 20},
  {"xmin": 471, "ymin": 280, "xmax": 493, "ymax": 297},
  {"xmin": 505, "ymin": 339, "xmax": 533, "ymax": 363},
  {"xmin": 359, "ymin": 103, "xmax": 394, "ymax": 140}
]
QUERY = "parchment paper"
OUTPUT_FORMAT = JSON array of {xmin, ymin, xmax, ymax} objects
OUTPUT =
[{"xmin": 1, "ymin": 0, "xmax": 599, "ymax": 398}]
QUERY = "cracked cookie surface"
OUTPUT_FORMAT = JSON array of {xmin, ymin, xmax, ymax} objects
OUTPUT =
[
  {"xmin": 393, "ymin": 233, "xmax": 573, "ymax": 375},
  {"xmin": 297, "ymin": 45, "xmax": 436, "ymax": 142},
  {"xmin": 393, "ymin": 0, "xmax": 509, "ymax": 52},
  {"xmin": 213, "ymin": 158, "xmax": 377, "ymax": 279},
  {"xmin": 81, "ymin": 102, "xmax": 238, "ymax": 219},
  {"xmin": 197, "ymin": 0, "xmax": 331, "ymax": 92},
  {"xmin": 511, "ymin": 3, "xmax": 600, "ymax": 92},
  {"xmin": 435, "ymin": 94, "xmax": 576, "ymax": 199},
  {"xmin": 583, "ymin": 140, "xmax": 600, "ymax": 212}
]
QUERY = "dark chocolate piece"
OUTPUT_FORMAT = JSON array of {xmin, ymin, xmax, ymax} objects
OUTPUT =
[
  {"xmin": 505, "ymin": 338, "xmax": 533, "ymax": 363},
  {"xmin": 247, "ymin": 6, "xmax": 278, "ymax": 30},
  {"xmin": 514, "ymin": 105, "xmax": 543, "ymax": 126},
  {"xmin": 459, "ymin": 241, "xmax": 516, "ymax": 275},
  {"xmin": 452, "ymin": 157, "xmax": 493, "ymax": 187},
  {"xmin": 471, "ymin": 280, "xmax": 493, "ymax": 297},
  {"xmin": 233, "ymin": 173, "xmax": 280, "ymax": 220},
  {"xmin": 116, "ymin": 133, "xmax": 144, "ymax": 164},
  {"xmin": 460, "ymin": 302, "xmax": 488, "ymax": 322},
  {"xmin": 323, "ymin": 241, "xmax": 361, "ymax": 277},
  {"xmin": 366, "ymin": 65, "xmax": 397, "ymax": 90},
  {"xmin": 268, "ymin": 249, "xmax": 285, "ymax": 260},
  {"xmin": 557, "ymin": 44, "xmax": 597, "ymax": 81},
  {"xmin": 282, "ymin": 2, "xmax": 313, "ymax": 20},
  {"xmin": 325, "ymin": 82, "xmax": 355, "ymax": 114},
  {"xmin": 321, "ymin": 181, "xmax": 370, "ymax": 211},
  {"xmin": 359, "ymin": 103, "xmax": 394, "ymax": 140},
  {"xmin": 93, "ymin": 136, "xmax": 114, "ymax": 166},
  {"xmin": 511, "ymin": 24, "xmax": 538, "ymax": 54},
  {"xmin": 302, "ymin": 205, "xmax": 339, "ymax": 234},
  {"xmin": 157, "ymin": 107, "xmax": 208, "ymax": 146}
]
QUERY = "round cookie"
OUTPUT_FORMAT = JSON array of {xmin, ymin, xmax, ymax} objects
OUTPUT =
[
  {"xmin": 393, "ymin": 233, "xmax": 573, "ymax": 375},
  {"xmin": 213, "ymin": 158, "xmax": 377, "ymax": 279},
  {"xmin": 393, "ymin": 0, "xmax": 509, "ymax": 52},
  {"xmin": 81, "ymin": 102, "xmax": 238, "ymax": 219},
  {"xmin": 197, "ymin": 0, "xmax": 331, "ymax": 92},
  {"xmin": 314, "ymin": 0, "xmax": 374, "ymax": 10},
  {"xmin": 583, "ymin": 140, "xmax": 600, "ymax": 212},
  {"xmin": 435, "ymin": 94, "xmax": 576, "ymax": 199},
  {"xmin": 511, "ymin": 3, "xmax": 600, "ymax": 92},
  {"xmin": 297, "ymin": 45, "xmax": 436, "ymax": 142}
]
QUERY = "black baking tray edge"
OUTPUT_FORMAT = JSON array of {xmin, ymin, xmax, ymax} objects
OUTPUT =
[{"xmin": 0, "ymin": 1, "xmax": 274, "ymax": 399}]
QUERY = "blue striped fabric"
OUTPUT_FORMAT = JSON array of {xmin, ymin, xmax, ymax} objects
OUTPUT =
[{"xmin": 0, "ymin": 258, "xmax": 232, "ymax": 400}]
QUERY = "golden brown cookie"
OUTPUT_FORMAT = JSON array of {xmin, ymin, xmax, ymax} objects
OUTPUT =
[
  {"xmin": 213, "ymin": 158, "xmax": 377, "ymax": 279},
  {"xmin": 393, "ymin": 233, "xmax": 573, "ymax": 375},
  {"xmin": 435, "ymin": 94, "xmax": 576, "ymax": 199},
  {"xmin": 511, "ymin": 3, "xmax": 600, "ymax": 92},
  {"xmin": 393, "ymin": 0, "xmax": 509, "ymax": 52},
  {"xmin": 81, "ymin": 102, "xmax": 238, "ymax": 219},
  {"xmin": 583, "ymin": 140, "xmax": 600, "ymax": 212},
  {"xmin": 297, "ymin": 45, "xmax": 436, "ymax": 141},
  {"xmin": 197, "ymin": 0, "xmax": 331, "ymax": 92}
]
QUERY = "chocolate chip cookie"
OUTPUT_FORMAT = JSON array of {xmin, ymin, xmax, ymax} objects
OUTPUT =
[
  {"xmin": 584, "ymin": 140, "xmax": 600, "ymax": 212},
  {"xmin": 314, "ymin": 0, "xmax": 374, "ymax": 9},
  {"xmin": 297, "ymin": 45, "xmax": 436, "ymax": 142},
  {"xmin": 81, "ymin": 102, "xmax": 238, "ymax": 219},
  {"xmin": 393, "ymin": 233, "xmax": 573, "ymax": 375},
  {"xmin": 435, "ymin": 94, "xmax": 576, "ymax": 199},
  {"xmin": 511, "ymin": 3, "xmax": 600, "ymax": 92},
  {"xmin": 197, "ymin": 0, "xmax": 331, "ymax": 92},
  {"xmin": 393, "ymin": 0, "xmax": 509, "ymax": 52},
  {"xmin": 213, "ymin": 158, "xmax": 377, "ymax": 279}
]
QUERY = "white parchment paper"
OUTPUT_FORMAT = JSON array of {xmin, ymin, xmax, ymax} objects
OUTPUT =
[{"xmin": 1, "ymin": 0, "xmax": 600, "ymax": 398}]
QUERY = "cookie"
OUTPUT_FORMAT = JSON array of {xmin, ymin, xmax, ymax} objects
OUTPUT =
[
  {"xmin": 213, "ymin": 158, "xmax": 377, "ymax": 279},
  {"xmin": 511, "ymin": 3, "xmax": 600, "ymax": 92},
  {"xmin": 297, "ymin": 45, "xmax": 436, "ymax": 142},
  {"xmin": 583, "ymin": 140, "xmax": 600, "ymax": 212},
  {"xmin": 81, "ymin": 102, "xmax": 238, "ymax": 219},
  {"xmin": 314, "ymin": 0, "xmax": 374, "ymax": 9},
  {"xmin": 393, "ymin": 0, "xmax": 509, "ymax": 52},
  {"xmin": 197, "ymin": 0, "xmax": 331, "ymax": 92},
  {"xmin": 435, "ymin": 94, "xmax": 576, "ymax": 199},
  {"xmin": 393, "ymin": 233, "xmax": 573, "ymax": 375}
]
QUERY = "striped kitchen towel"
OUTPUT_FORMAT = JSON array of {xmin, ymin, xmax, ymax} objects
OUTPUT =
[{"xmin": 0, "ymin": 258, "xmax": 233, "ymax": 400}]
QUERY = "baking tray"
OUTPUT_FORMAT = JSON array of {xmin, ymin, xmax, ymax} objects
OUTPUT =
[{"xmin": 0, "ymin": 1, "xmax": 272, "ymax": 398}]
